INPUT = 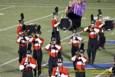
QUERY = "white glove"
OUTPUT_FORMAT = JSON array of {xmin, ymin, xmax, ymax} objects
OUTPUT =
[
  {"xmin": 61, "ymin": 74, "xmax": 68, "ymax": 77},
  {"xmin": 71, "ymin": 56, "xmax": 77, "ymax": 61},
  {"xmin": 19, "ymin": 65, "xmax": 24, "ymax": 70}
]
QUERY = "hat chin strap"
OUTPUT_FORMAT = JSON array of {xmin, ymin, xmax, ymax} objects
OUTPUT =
[
  {"xmin": 58, "ymin": 63, "xmax": 63, "ymax": 66},
  {"xmin": 36, "ymin": 34, "xmax": 39, "ymax": 37}
]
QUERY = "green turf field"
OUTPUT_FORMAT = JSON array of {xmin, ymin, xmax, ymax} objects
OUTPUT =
[{"xmin": 0, "ymin": 0, "xmax": 115, "ymax": 77}]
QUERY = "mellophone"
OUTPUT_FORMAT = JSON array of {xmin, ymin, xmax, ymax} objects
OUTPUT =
[
  {"xmin": 59, "ymin": 16, "xmax": 81, "ymax": 31},
  {"xmin": 59, "ymin": 17, "xmax": 72, "ymax": 31}
]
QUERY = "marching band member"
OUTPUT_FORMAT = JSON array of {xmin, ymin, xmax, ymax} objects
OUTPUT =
[
  {"xmin": 71, "ymin": 51, "xmax": 87, "ymax": 77},
  {"xmin": 45, "ymin": 38, "xmax": 62, "ymax": 77},
  {"xmin": 51, "ymin": 59, "xmax": 69, "ymax": 77},
  {"xmin": 16, "ymin": 32, "xmax": 29, "ymax": 63},
  {"xmin": 83, "ymin": 24, "xmax": 98, "ymax": 64},
  {"xmin": 51, "ymin": 13, "xmax": 61, "ymax": 45},
  {"xmin": 17, "ymin": 20, "xmax": 23, "ymax": 35},
  {"xmin": 69, "ymin": 31, "xmax": 83, "ymax": 57},
  {"xmin": 29, "ymin": 33, "xmax": 44, "ymax": 77},
  {"xmin": 19, "ymin": 51, "xmax": 37, "ymax": 77}
]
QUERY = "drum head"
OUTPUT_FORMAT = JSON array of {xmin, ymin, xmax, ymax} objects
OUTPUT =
[{"xmin": 59, "ymin": 17, "xmax": 72, "ymax": 30}]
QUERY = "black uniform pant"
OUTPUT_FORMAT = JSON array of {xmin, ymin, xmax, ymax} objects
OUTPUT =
[
  {"xmin": 71, "ymin": 46, "xmax": 79, "ymax": 57},
  {"xmin": 33, "ymin": 49, "xmax": 42, "ymax": 77},
  {"xmin": 71, "ymin": 46, "xmax": 79, "ymax": 70},
  {"xmin": 27, "ymin": 43, "xmax": 32, "ymax": 53},
  {"xmin": 72, "ymin": 15, "xmax": 82, "ymax": 29},
  {"xmin": 80, "ymin": 43, "xmax": 85, "ymax": 53},
  {"xmin": 48, "ymin": 57, "xmax": 58, "ymax": 77},
  {"xmin": 75, "ymin": 71, "xmax": 85, "ymax": 77},
  {"xmin": 18, "ymin": 47, "xmax": 27, "ymax": 63},
  {"xmin": 87, "ymin": 39, "xmax": 97, "ymax": 64},
  {"xmin": 98, "ymin": 32, "xmax": 106, "ymax": 49},
  {"xmin": 52, "ymin": 29, "xmax": 61, "ymax": 45},
  {"xmin": 22, "ymin": 70, "xmax": 33, "ymax": 77}
]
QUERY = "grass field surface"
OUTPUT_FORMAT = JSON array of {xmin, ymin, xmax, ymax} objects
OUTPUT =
[{"xmin": 0, "ymin": 0, "xmax": 115, "ymax": 77}]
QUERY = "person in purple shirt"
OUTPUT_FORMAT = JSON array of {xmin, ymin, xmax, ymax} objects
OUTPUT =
[
  {"xmin": 73, "ymin": 0, "xmax": 87, "ymax": 16},
  {"xmin": 66, "ymin": 0, "xmax": 87, "ymax": 31}
]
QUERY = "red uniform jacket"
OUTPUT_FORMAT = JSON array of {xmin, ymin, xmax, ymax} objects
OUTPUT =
[
  {"xmin": 88, "ymin": 31, "xmax": 97, "ymax": 39},
  {"xmin": 19, "ymin": 56, "xmax": 37, "ymax": 71},
  {"xmin": 69, "ymin": 36, "xmax": 82, "ymax": 47},
  {"xmin": 17, "ymin": 23, "xmax": 23, "ymax": 35},
  {"xmin": 51, "ymin": 19, "xmax": 58, "ymax": 28},
  {"xmin": 45, "ymin": 44, "xmax": 62, "ymax": 58},
  {"xmin": 30, "ymin": 37, "xmax": 44, "ymax": 50},
  {"xmin": 16, "ymin": 36, "xmax": 29, "ymax": 47},
  {"xmin": 95, "ymin": 20, "xmax": 102, "ymax": 29},
  {"xmin": 51, "ymin": 66, "xmax": 69, "ymax": 77},
  {"xmin": 72, "ymin": 55, "xmax": 87, "ymax": 71}
]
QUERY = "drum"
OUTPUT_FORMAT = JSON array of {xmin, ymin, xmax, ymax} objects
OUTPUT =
[
  {"xmin": 104, "ymin": 20, "xmax": 114, "ymax": 30},
  {"xmin": 59, "ymin": 17, "xmax": 72, "ymax": 31}
]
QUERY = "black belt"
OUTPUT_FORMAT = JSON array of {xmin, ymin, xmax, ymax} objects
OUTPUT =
[{"xmin": 24, "ymin": 67, "xmax": 32, "ymax": 71}]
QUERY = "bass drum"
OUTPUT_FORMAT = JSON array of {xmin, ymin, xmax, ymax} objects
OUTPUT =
[{"xmin": 59, "ymin": 17, "xmax": 73, "ymax": 31}]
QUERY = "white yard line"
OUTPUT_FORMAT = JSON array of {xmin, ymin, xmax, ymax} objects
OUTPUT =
[
  {"xmin": 0, "ymin": 5, "xmax": 15, "ymax": 16},
  {"xmin": 0, "ymin": 3, "xmax": 59, "ymax": 6},
  {"xmin": 0, "ymin": 10, "xmax": 64, "ymax": 32},
  {"xmin": 0, "ymin": 13, "xmax": 4, "ymax": 15},
  {"xmin": 1, "ymin": 4, "xmax": 115, "ymax": 9},
  {"xmin": 15, "ymin": 5, "xmax": 59, "ymax": 8},
  {"xmin": 0, "ymin": 5, "xmax": 10, "ymax": 6},
  {"xmin": 0, "ymin": 4, "xmax": 61, "ymax": 8},
  {"xmin": 0, "ymin": 5, "xmax": 60, "ymax": 8},
  {"xmin": 95, "ymin": 69, "xmax": 108, "ymax": 77},
  {"xmin": 87, "ymin": 7, "xmax": 115, "ymax": 9},
  {"xmin": 0, "ymin": 57, "xmax": 18, "ymax": 67},
  {"xmin": 0, "ymin": 5, "xmax": 15, "ymax": 11},
  {"xmin": 0, "ymin": 15, "xmax": 51, "ymax": 31}
]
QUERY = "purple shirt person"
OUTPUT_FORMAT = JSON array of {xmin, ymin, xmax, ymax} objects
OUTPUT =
[
  {"xmin": 72, "ymin": 0, "xmax": 87, "ymax": 17},
  {"xmin": 65, "ymin": 0, "xmax": 87, "ymax": 29}
]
